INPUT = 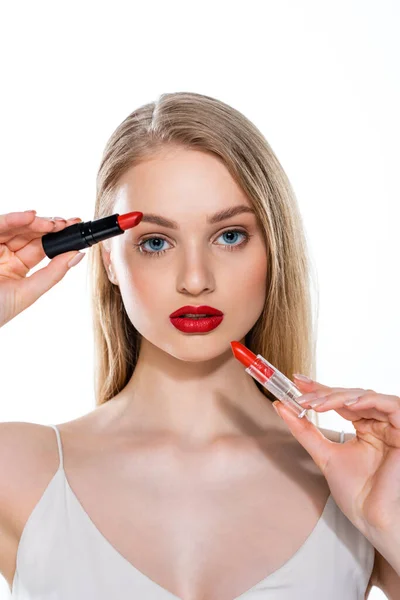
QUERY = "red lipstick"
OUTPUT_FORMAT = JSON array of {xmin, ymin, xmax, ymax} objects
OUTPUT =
[
  {"xmin": 42, "ymin": 211, "xmax": 143, "ymax": 258},
  {"xmin": 117, "ymin": 212, "xmax": 143, "ymax": 231},
  {"xmin": 230, "ymin": 341, "xmax": 307, "ymax": 418}
]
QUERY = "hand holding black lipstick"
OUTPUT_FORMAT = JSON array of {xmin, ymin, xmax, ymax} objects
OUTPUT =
[
  {"xmin": 0, "ymin": 211, "xmax": 85, "ymax": 328},
  {"xmin": 0, "ymin": 210, "xmax": 143, "ymax": 330},
  {"xmin": 41, "ymin": 211, "xmax": 143, "ymax": 258}
]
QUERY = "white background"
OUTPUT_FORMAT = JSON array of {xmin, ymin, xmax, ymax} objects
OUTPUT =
[{"xmin": 1, "ymin": 1, "xmax": 399, "ymax": 598}]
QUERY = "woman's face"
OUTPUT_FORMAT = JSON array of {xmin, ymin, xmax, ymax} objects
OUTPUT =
[{"xmin": 103, "ymin": 146, "xmax": 268, "ymax": 362}]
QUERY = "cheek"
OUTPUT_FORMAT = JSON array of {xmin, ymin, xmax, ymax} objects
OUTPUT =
[
  {"xmin": 232, "ymin": 242, "xmax": 268, "ymax": 293},
  {"xmin": 247, "ymin": 252, "xmax": 268, "ymax": 291},
  {"xmin": 235, "ymin": 251, "xmax": 268, "ymax": 318},
  {"xmin": 116, "ymin": 261, "xmax": 169, "ymax": 329},
  {"xmin": 119, "ymin": 267, "xmax": 163, "ymax": 302}
]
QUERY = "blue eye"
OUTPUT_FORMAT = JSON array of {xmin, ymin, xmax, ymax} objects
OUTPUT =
[
  {"xmin": 141, "ymin": 238, "xmax": 169, "ymax": 253},
  {"xmin": 220, "ymin": 230, "xmax": 243, "ymax": 245},
  {"xmin": 134, "ymin": 229, "xmax": 252, "ymax": 258}
]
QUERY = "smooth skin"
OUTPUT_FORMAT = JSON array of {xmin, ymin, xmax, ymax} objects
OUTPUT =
[{"xmin": 0, "ymin": 151, "xmax": 382, "ymax": 597}]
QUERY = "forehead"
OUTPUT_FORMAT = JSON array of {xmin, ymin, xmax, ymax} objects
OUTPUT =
[{"xmin": 112, "ymin": 147, "xmax": 252, "ymax": 218}]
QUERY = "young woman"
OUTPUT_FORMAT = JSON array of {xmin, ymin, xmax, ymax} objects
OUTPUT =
[{"xmin": 0, "ymin": 92, "xmax": 398, "ymax": 599}]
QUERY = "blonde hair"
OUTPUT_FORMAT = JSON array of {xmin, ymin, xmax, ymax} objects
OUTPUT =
[{"xmin": 88, "ymin": 92, "xmax": 319, "ymax": 426}]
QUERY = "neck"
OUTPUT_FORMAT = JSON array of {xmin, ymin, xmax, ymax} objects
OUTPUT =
[{"xmin": 105, "ymin": 338, "xmax": 282, "ymax": 445}]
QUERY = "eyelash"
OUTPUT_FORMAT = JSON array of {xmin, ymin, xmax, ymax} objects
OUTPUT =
[{"xmin": 132, "ymin": 229, "xmax": 253, "ymax": 258}]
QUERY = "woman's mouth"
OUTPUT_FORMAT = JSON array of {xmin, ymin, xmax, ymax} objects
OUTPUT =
[
  {"xmin": 169, "ymin": 314, "xmax": 224, "ymax": 333},
  {"xmin": 169, "ymin": 305, "xmax": 224, "ymax": 333}
]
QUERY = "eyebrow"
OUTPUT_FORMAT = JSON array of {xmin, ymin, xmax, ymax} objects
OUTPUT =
[{"xmin": 138, "ymin": 205, "xmax": 256, "ymax": 230}]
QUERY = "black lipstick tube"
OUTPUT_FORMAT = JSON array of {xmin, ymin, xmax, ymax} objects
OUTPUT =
[{"xmin": 42, "ymin": 215, "xmax": 123, "ymax": 259}]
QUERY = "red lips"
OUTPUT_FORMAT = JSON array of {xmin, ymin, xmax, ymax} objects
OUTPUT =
[
  {"xmin": 169, "ymin": 305, "xmax": 223, "ymax": 318},
  {"xmin": 169, "ymin": 305, "xmax": 224, "ymax": 334}
]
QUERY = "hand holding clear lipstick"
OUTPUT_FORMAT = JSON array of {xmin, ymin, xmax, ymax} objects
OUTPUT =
[
  {"xmin": 230, "ymin": 341, "xmax": 308, "ymax": 418},
  {"xmin": 262, "ymin": 363, "xmax": 400, "ymax": 577}
]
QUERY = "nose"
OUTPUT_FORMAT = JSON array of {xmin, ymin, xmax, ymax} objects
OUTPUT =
[{"xmin": 176, "ymin": 247, "xmax": 216, "ymax": 296}]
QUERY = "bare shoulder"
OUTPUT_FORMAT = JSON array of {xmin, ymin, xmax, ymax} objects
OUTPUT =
[
  {"xmin": 0, "ymin": 421, "xmax": 59, "ymax": 516},
  {"xmin": 0, "ymin": 421, "xmax": 59, "ymax": 588}
]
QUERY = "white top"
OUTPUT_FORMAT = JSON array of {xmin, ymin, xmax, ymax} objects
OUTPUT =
[{"xmin": 11, "ymin": 426, "xmax": 375, "ymax": 599}]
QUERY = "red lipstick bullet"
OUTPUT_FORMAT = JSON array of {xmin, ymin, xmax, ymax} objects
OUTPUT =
[{"xmin": 230, "ymin": 340, "xmax": 307, "ymax": 418}]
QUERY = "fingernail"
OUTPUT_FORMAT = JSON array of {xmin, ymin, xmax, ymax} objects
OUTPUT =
[
  {"xmin": 53, "ymin": 217, "xmax": 67, "ymax": 221},
  {"xmin": 297, "ymin": 393, "xmax": 318, "ymax": 405},
  {"xmin": 344, "ymin": 397, "xmax": 360, "ymax": 406},
  {"xmin": 24, "ymin": 209, "xmax": 37, "ymax": 213},
  {"xmin": 309, "ymin": 398, "xmax": 327, "ymax": 408},
  {"xmin": 67, "ymin": 252, "xmax": 85, "ymax": 268},
  {"xmin": 293, "ymin": 373, "xmax": 313, "ymax": 383}
]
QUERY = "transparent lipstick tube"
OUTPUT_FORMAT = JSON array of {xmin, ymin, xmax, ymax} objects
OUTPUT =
[{"xmin": 246, "ymin": 355, "xmax": 308, "ymax": 418}]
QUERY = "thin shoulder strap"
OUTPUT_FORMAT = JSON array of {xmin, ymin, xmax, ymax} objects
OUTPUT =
[
  {"xmin": 48, "ymin": 424, "xmax": 64, "ymax": 470},
  {"xmin": 339, "ymin": 430, "xmax": 345, "ymax": 443}
]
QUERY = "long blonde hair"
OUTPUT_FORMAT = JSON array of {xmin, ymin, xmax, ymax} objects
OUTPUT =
[{"xmin": 88, "ymin": 92, "xmax": 319, "ymax": 425}]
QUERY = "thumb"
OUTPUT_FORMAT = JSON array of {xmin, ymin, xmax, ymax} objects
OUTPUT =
[{"xmin": 273, "ymin": 400, "xmax": 332, "ymax": 475}]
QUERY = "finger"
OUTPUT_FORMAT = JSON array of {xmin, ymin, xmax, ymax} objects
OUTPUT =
[
  {"xmin": 14, "ymin": 249, "xmax": 86, "ymax": 314},
  {"xmin": 4, "ymin": 220, "xmax": 58, "ymax": 250},
  {"xmin": 296, "ymin": 388, "xmax": 380, "ymax": 423},
  {"xmin": 355, "ymin": 418, "xmax": 400, "ymax": 447},
  {"xmin": 297, "ymin": 387, "xmax": 367, "ymax": 405},
  {"xmin": 0, "ymin": 211, "xmax": 41, "ymax": 242},
  {"xmin": 304, "ymin": 391, "xmax": 400, "ymax": 428},
  {"xmin": 273, "ymin": 402, "xmax": 333, "ymax": 474},
  {"xmin": 301, "ymin": 389, "xmax": 382, "ymax": 408},
  {"xmin": 6, "ymin": 216, "xmax": 79, "ymax": 251},
  {"xmin": 340, "ymin": 393, "xmax": 400, "ymax": 428},
  {"xmin": 11, "ymin": 218, "xmax": 82, "ymax": 269},
  {"xmin": 292, "ymin": 375, "xmax": 335, "ymax": 393}
]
